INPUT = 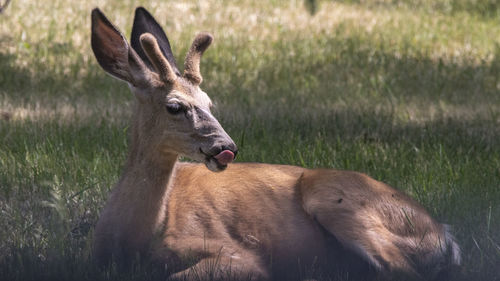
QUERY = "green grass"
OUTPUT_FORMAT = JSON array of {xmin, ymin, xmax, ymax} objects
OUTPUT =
[{"xmin": 1, "ymin": 0, "xmax": 500, "ymax": 280}]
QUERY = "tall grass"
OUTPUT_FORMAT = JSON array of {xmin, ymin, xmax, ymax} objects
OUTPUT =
[{"xmin": 1, "ymin": 0, "xmax": 499, "ymax": 280}]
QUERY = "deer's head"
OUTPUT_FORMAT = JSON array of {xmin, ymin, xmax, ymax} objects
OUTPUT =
[{"xmin": 91, "ymin": 7, "xmax": 237, "ymax": 172}]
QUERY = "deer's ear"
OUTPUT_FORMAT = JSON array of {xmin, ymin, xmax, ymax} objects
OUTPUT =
[
  {"xmin": 131, "ymin": 7, "xmax": 180, "ymax": 76},
  {"xmin": 91, "ymin": 8, "xmax": 150, "ymax": 86}
]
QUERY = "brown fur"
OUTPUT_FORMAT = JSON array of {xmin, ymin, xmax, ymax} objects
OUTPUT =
[{"xmin": 91, "ymin": 7, "xmax": 460, "ymax": 280}]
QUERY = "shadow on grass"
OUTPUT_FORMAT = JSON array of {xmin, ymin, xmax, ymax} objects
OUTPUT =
[
  {"xmin": 0, "ymin": 42, "xmax": 128, "ymax": 104},
  {"xmin": 216, "ymin": 35, "xmax": 500, "ymax": 110}
]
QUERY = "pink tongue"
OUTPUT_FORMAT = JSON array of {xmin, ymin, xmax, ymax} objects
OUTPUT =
[{"xmin": 214, "ymin": 150, "xmax": 234, "ymax": 165}]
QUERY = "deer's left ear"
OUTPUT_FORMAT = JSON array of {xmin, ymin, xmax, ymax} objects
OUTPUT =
[
  {"xmin": 131, "ymin": 7, "xmax": 181, "ymax": 76},
  {"xmin": 91, "ymin": 8, "xmax": 153, "ymax": 88}
]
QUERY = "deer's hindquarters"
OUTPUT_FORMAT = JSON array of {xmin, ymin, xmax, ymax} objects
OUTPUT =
[{"xmin": 299, "ymin": 169, "xmax": 460, "ymax": 278}]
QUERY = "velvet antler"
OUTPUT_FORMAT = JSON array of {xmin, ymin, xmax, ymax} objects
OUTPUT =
[{"xmin": 183, "ymin": 32, "xmax": 213, "ymax": 85}]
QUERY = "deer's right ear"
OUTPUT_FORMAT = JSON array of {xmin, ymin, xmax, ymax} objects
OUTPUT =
[{"xmin": 91, "ymin": 8, "xmax": 150, "ymax": 86}]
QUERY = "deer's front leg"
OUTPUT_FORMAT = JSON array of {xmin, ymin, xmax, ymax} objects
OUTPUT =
[
  {"xmin": 168, "ymin": 255, "xmax": 268, "ymax": 281},
  {"xmin": 159, "ymin": 237, "xmax": 269, "ymax": 281}
]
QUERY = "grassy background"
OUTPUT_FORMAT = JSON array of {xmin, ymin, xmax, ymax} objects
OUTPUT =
[{"xmin": 1, "ymin": 0, "xmax": 499, "ymax": 280}]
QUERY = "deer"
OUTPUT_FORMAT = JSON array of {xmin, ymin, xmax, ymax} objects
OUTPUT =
[{"xmin": 91, "ymin": 7, "xmax": 461, "ymax": 281}]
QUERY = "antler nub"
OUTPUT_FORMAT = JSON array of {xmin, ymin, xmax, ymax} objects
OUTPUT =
[
  {"xmin": 183, "ymin": 32, "xmax": 213, "ymax": 85},
  {"xmin": 140, "ymin": 33, "xmax": 177, "ymax": 83}
]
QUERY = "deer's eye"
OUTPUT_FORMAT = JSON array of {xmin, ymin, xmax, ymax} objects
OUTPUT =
[{"xmin": 166, "ymin": 103, "xmax": 184, "ymax": 115}]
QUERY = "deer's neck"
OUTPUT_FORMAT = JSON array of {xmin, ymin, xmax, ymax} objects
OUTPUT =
[
  {"xmin": 111, "ymin": 111, "xmax": 178, "ymax": 256},
  {"xmin": 119, "ymin": 152, "xmax": 176, "ymax": 236}
]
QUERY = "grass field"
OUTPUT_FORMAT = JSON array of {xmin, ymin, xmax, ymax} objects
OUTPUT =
[{"xmin": 1, "ymin": 0, "xmax": 499, "ymax": 280}]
